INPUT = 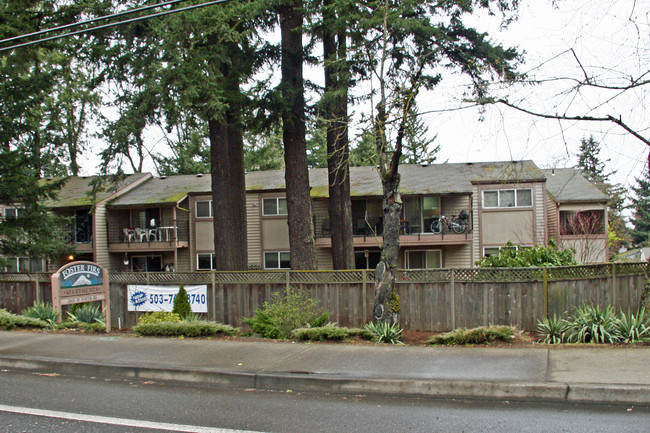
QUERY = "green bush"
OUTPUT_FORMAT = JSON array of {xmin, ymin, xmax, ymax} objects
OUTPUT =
[
  {"xmin": 426, "ymin": 326, "xmax": 515, "ymax": 345},
  {"xmin": 243, "ymin": 288, "xmax": 329, "ymax": 339},
  {"xmin": 475, "ymin": 239, "xmax": 577, "ymax": 267},
  {"xmin": 21, "ymin": 302, "xmax": 60, "ymax": 323},
  {"xmin": 137, "ymin": 311, "xmax": 181, "ymax": 325},
  {"xmin": 567, "ymin": 304, "xmax": 621, "ymax": 344},
  {"xmin": 68, "ymin": 303, "xmax": 105, "ymax": 325},
  {"xmin": 616, "ymin": 308, "xmax": 650, "ymax": 343},
  {"xmin": 292, "ymin": 323, "xmax": 374, "ymax": 341},
  {"xmin": 134, "ymin": 321, "xmax": 238, "ymax": 338},
  {"xmin": 536, "ymin": 314, "xmax": 569, "ymax": 344},
  {"xmin": 0, "ymin": 309, "xmax": 49, "ymax": 330},
  {"xmin": 364, "ymin": 321, "xmax": 404, "ymax": 344},
  {"xmin": 172, "ymin": 285, "xmax": 192, "ymax": 319}
]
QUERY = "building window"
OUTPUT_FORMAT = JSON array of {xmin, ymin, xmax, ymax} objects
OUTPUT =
[
  {"xmin": 403, "ymin": 196, "xmax": 441, "ymax": 233},
  {"xmin": 3, "ymin": 207, "xmax": 25, "ymax": 219},
  {"xmin": 131, "ymin": 256, "xmax": 162, "ymax": 272},
  {"xmin": 264, "ymin": 251, "xmax": 290, "ymax": 269},
  {"xmin": 560, "ymin": 210, "xmax": 606, "ymax": 235},
  {"xmin": 197, "ymin": 253, "xmax": 215, "ymax": 270},
  {"xmin": 405, "ymin": 250, "xmax": 442, "ymax": 269},
  {"xmin": 482, "ymin": 188, "xmax": 532, "ymax": 209},
  {"xmin": 262, "ymin": 197, "xmax": 288, "ymax": 216},
  {"xmin": 3, "ymin": 257, "xmax": 44, "ymax": 272},
  {"xmin": 196, "ymin": 200, "xmax": 212, "ymax": 218}
]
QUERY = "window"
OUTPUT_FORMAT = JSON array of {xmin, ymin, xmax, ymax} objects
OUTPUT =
[
  {"xmin": 262, "ymin": 197, "xmax": 287, "ymax": 216},
  {"xmin": 197, "ymin": 253, "xmax": 215, "ymax": 270},
  {"xmin": 406, "ymin": 250, "xmax": 442, "ymax": 269},
  {"xmin": 483, "ymin": 245, "xmax": 530, "ymax": 257},
  {"xmin": 482, "ymin": 188, "xmax": 532, "ymax": 208},
  {"xmin": 131, "ymin": 256, "xmax": 162, "ymax": 272},
  {"xmin": 404, "ymin": 196, "xmax": 441, "ymax": 233},
  {"xmin": 196, "ymin": 200, "xmax": 212, "ymax": 218},
  {"xmin": 264, "ymin": 251, "xmax": 290, "ymax": 269},
  {"xmin": 4, "ymin": 207, "xmax": 25, "ymax": 219},
  {"xmin": 560, "ymin": 210, "xmax": 606, "ymax": 235},
  {"xmin": 3, "ymin": 257, "xmax": 43, "ymax": 272}
]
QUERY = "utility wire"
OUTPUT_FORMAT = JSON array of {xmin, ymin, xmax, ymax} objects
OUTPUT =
[
  {"xmin": 0, "ymin": 0, "xmax": 188, "ymax": 45},
  {"xmin": 0, "ymin": 0, "xmax": 232, "ymax": 52}
]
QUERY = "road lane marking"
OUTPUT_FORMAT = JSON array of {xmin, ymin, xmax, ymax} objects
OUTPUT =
[{"xmin": 0, "ymin": 404, "xmax": 265, "ymax": 433}]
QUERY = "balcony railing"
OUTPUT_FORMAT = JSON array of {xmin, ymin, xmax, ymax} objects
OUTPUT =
[
  {"xmin": 314, "ymin": 209, "xmax": 472, "ymax": 238},
  {"xmin": 62, "ymin": 224, "xmax": 93, "ymax": 244},
  {"xmin": 108, "ymin": 220, "xmax": 189, "ymax": 244}
]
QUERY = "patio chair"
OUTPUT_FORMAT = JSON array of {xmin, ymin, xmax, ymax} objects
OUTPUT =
[{"xmin": 122, "ymin": 228, "xmax": 136, "ymax": 243}]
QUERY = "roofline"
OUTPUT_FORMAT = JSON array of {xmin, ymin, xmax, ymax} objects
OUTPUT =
[{"xmin": 471, "ymin": 177, "xmax": 547, "ymax": 185}]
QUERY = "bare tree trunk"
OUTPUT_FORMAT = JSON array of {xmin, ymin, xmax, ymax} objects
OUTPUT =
[
  {"xmin": 280, "ymin": 1, "xmax": 316, "ymax": 270},
  {"xmin": 323, "ymin": 2, "xmax": 354, "ymax": 270},
  {"xmin": 210, "ymin": 45, "xmax": 248, "ymax": 271}
]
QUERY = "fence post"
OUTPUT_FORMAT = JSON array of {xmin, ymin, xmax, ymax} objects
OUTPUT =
[
  {"xmin": 450, "ymin": 268, "xmax": 456, "ymax": 330},
  {"xmin": 611, "ymin": 262, "xmax": 617, "ymax": 309},
  {"xmin": 34, "ymin": 273, "xmax": 41, "ymax": 304},
  {"xmin": 211, "ymin": 271, "xmax": 216, "ymax": 321},
  {"xmin": 362, "ymin": 269, "xmax": 367, "ymax": 324},
  {"xmin": 543, "ymin": 268, "xmax": 548, "ymax": 317},
  {"xmin": 285, "ymin": 270, "xmax": 290, "ymax": 291}
]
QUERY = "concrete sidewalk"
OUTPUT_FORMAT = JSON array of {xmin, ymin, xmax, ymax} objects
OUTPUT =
[{"xmin": 0, "ymin": 331, "xmax": 648, "ymax": 406}]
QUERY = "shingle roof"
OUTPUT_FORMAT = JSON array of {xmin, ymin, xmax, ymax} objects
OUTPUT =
[
  {"xmin": 109, "ymin": 174, "xmax": 212, "ymax": 207},
  {"xmin": 43, "ymin": 173, "xmax": 150, "ymax": 208},
  {"xmin": 542, "ymin": 168, "xmax": 609, "ymax": 203}
]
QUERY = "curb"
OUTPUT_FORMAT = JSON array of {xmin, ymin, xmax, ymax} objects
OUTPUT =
[{"xmin": 1, "ymin": 355, "xmax": 648, "ymax": 406}]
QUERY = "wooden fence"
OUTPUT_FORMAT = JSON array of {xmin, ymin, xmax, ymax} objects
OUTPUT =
[{"xmin": 1, "ymin": 262, "xmax": 647, "ymax": 332}]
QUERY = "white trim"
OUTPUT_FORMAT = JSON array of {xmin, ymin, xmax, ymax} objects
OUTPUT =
[{"xmin": 195, "ymin": 200, "xmax": 213, "ymax": 218}]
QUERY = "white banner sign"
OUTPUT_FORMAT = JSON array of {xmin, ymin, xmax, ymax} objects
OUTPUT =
[{"xmin": 127, "ymin": 285, "xmax": 208, "ymax": 313}]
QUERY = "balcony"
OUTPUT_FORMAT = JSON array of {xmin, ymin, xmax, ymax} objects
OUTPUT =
[
  {"xmin": 107, "ymin": 220, "xmax": 189, "ymax": 252},
  {"xmin": 314, "ymin": 209, "xmax": 472, "ymax": 247},
  {"xmin": 62, "ymin": 224, "xmax": 93, "ymax": 252}
]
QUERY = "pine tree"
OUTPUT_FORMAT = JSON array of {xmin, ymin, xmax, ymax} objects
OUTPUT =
[
  {"xmin": 630, "ymin": 167, "xmax": 650, "ymax": 246},
  {"xmin": 172, "ymin": 285, "xmax": 192, "ymax": 320},
  {"xmin": 578, "ymin": 136, "xmax": 609, "ymax": 185}
]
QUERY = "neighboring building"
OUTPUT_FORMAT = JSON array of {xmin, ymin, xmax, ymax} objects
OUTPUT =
[{"xmin": 1, "ymin": 161, "xmax": 611, "ymax": 272}]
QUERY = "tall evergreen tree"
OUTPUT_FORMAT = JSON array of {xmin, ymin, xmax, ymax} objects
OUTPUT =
[{"xmin": 630, "ymin": 166, "xmax": 650, "ymax": 246}]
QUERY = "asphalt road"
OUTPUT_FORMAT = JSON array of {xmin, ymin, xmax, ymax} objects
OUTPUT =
[{"xmin": 0, "ymin": 370, "xmax": 648, "ymax": 433}]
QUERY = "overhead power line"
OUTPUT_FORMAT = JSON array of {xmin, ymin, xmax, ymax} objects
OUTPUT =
[
  {"xmin": 0, "ymin": 0, "xmax": 188, "ymax": 45},
  {"xmin": 0, "ymin": 0, "xmax": 233, "ymax": 53}
]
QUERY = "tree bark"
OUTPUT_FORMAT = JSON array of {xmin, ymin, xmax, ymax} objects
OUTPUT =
[
  {"xmin": 280, "ymin": 1, "xmax": 316, "ymax": 270},
  {"xmin": 323, "ymin": 1, "xmax": 354, "ymax": 269}
]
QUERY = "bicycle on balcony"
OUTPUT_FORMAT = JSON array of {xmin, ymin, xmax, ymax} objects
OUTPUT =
[{"xmin": 430, "ymin": 210, "xmax": 469, "ymax": 234}]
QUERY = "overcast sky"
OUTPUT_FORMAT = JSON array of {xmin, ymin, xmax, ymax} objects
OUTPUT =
[{"xmin": 82, "ymin": 0, "xmax": 649, "ymax": 193}]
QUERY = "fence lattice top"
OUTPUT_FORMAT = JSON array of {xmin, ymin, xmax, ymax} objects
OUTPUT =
[{"xmin": 2, "ymin": 262, "xmax": 647, "ymax": 284}]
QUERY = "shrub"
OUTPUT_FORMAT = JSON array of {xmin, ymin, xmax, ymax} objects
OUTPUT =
[
  {"xmin": 21, "ymin": 302, "xmax": 59, "ymax": 323},
  {"xmin": 137, "ymin": 311, "xmax": 181, "ymax": 325},
  {"xmin": 364, "ymin": 321, "xmax": 404, "ymax": 344},
  {"xmin": 182, "ymin": 312, "xmax": 205, "ymax": 322},
  {"xmin": 536, "ymin": 314, "xmax": 569, "ymax": 344},
  {"xmin": 475, "ymin": 239, "xmax": 577, "ymax": 268},
  {"xmin": 68, "ymin": 303, "xmax": 105, "ymax": 325},
  {"xmin": 566, "ymin": 304, "xmax": 621, "ymax": 344},
  {"xmin": 134, "ymin": 321, "xmax": 238, "ymax": 338},
  {"xmin": 172, "ymin": 285, "xmax": 192, "ymax": 319},
  {"xmin": 617, "ymin": 308, "xmax": 650, "ymax": 343},
  {"xmin": 0, "ymin": 309, "xmax": 49, "ymax": 330},
  {"xmin": 292, "ymin": 323, "xmax": 374, "ymax": 341},
  {"xmin": 426, "ymin": 326, "xmax": 515, "ymax": 345},
  {"xmin": 243, "ymin": 288, "xmax": 329, "ymax": 339}
]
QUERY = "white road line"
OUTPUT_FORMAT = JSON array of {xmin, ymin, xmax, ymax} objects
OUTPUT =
[{"xmin": 0, "ymin": 404, "xmax": 265, "ymax": 433}]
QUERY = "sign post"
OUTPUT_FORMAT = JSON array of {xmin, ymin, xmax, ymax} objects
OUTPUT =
[{"xmin": 51, "ymin": 261, "xmax": 111, "ymax": 331}]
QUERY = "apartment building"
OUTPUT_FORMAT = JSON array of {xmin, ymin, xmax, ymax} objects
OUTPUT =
[{"xmin": 2, "ymin": 161, "xmax": 610, "ymax": 272}]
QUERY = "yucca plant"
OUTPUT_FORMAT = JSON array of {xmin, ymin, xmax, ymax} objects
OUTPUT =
[
  {"xmin": 364, "ymin": 321, "xmax": 404, "ymax": 345},
  {"xmin": 617, "ymin": 308, "xmax": 650, "ymax": 343},
  {"xmin": 68, "ymin": 303, "xmax": 105, "ymax": 325},
  {"xmin": 21, "ymin": 302, "xmax": 59, "ymax": 324},
  {"xmin": 536, "ymin": 314, "xmax": 568, "ymax": 344},
  {"xmin": 567, "ymin": 304, "xmax": 621, "ymax": 344}
]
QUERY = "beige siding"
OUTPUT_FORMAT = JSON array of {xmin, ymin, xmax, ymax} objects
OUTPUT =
[
  {"xmin": 316, "ymin": 247, "xmax": 333, "ymax": 270},
  {"xmin": 246, "ymin": 193, "xmax": 262, "ymax": 267},
  {"xmin": 443, "ymin": 244, "xmax": 472, "ymax": 268},
  {"xmin": 94, "ymin": 203, "xmax": 109, "ymax": 268},
  {"xmin": 482, "ymin": 210, "xmax": 535, "ymax": 245},
  {"xmin": 546, "ymin": 193, "xmax": 559, "ymax": 239},
  {"xmin": 312, "ymin": 199, "xmax": 328, "ymax": 220},
  {"xmin": 195, "ymin": 221, "xmax": 214, "ymax": 251},
  {"xmin": 262, "ymin": 219, "xmax": 290, "ymax": 250},
  {"xmin": 559, "ymin": 237, "xmax": 608, "ymax": 263},
  {"xmin": 441, "ymin": 195, "xmax": 470, "ymax": 215},
  {"xmin": 176, "ymin": 248, "xmax": 191, "ymax": 272},
  {"xmin": 472, "ymin": 185, "xmax": 480, "ymax": 263},
  {"xmin": 534, "ymin": 183, "xmax": 546, "ymax": 244}
]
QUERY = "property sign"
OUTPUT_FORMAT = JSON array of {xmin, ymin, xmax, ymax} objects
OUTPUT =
[
  {"xmin": 127, "ymin": 285, "xmax": 208, "ymax": 313},
  {"xmin": 51, "ymin": 261, "xmax": 110, "ymax": 331}
]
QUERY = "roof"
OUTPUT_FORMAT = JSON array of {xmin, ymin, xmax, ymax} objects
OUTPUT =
[
  {"xmin": 542, "ymin": 168, "xmax": 609, "ymax": 203},
  {"xmin": 43, "ymin": 173, "xmax": 150, "ymax": 208},
  {"xmin": 109, "ymin": 174, "xmax": 211, "ymax": 207}
]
